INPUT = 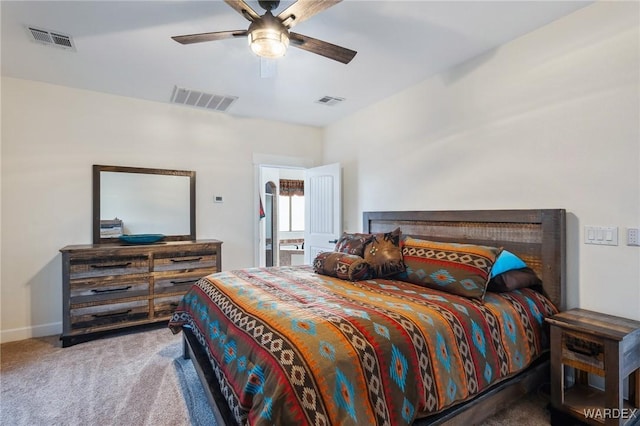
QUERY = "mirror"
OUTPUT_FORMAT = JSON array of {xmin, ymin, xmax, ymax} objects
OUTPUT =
[{"xmin": 92, "ymin": 165, "xmax": 196, "ymax": 244}]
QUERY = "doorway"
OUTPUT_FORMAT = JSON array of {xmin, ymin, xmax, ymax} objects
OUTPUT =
[
  {"xmin": 257, "ymin": 166, "xmax": 305, "ymax": 267},
  {"xmin": 255, "ymin": 162, "xmax": 342, "ymax": 267}
]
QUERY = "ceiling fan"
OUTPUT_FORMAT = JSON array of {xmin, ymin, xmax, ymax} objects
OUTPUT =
[{"xmin": 172, "ymin": 0, "xmax": 357, "ymax": 64}]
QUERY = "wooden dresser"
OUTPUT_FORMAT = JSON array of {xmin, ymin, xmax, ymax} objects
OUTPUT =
[{"xmin": 60, "ymin": 239, "xmax": 222, "ymax": 347}]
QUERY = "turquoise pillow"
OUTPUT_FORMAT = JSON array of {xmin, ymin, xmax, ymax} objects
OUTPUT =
[{"xmin": 491, "ymin": 250, "xmax": 527, "ymax": 277}]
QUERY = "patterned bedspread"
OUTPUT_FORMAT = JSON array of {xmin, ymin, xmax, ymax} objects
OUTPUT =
[{"xmin": 169, "ymin": 265, "xmax": 557, "ymax": 426}]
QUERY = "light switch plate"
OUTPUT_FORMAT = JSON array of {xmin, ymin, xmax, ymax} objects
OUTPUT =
[{"xmin": 584, "ymin": 226, "xmax": 618, "ymax": 246}]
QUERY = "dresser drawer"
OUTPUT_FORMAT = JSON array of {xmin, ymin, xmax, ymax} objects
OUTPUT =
[
  {"xmin": 154, "ymin": 251, "xmax": 217, "ymax": 272},
  {"xmin": 561, "ymin": 329, "xmax": 605, "ymax": 374},
  {"xmin": 154, "ymin": 271, "xmax": 206, "ymax": 295},
  {"xmin": 153, "ymin": 295, "xmax": 182, "ymax": 319},
  {"xmin": 70, "ymin": 300, "xmax": 149, "ymax": 330},
  {"xmin": 69, "ymin": 256, "xmax": 149, "ymax": 279},
  {"xmin": 70, "ymin": 276, "xmax": 149, "ymax": 304}
]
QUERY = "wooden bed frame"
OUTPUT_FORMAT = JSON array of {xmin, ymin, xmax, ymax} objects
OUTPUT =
[{"xmin": 182, "ymin": 208, "xmax": 566, "ymax": 425}]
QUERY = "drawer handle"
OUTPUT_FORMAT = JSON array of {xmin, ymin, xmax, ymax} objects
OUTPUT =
[
  {"xmin": 170, "ymin": 279, "xmax": 199, "ymax": 286},
  {"xmin": 91, "ymin": 286, "xmax": 132, "ymax": 294},
  {"xmin": 566, "ymin": 336, "xmax": 601, "ymax": 357},
  {"xmin": 91, "ymin": 309, "xmax": 132, "ymax": 318},
  {"xmin": 170, "ymin": 302, "xmax": 179, "ymax": 308},
  {"xmin": 170, "ymin": 257, "xmax": 203, "ymax": 263},
  {"xmin": 90, "ymin": 262, "xmax": 132, "ymax": 269}
]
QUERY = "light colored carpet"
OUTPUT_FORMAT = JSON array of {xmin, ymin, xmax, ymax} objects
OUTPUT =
[{"xmin": 0, "ymin": 327, "xmax": 551, "ymax": 425}]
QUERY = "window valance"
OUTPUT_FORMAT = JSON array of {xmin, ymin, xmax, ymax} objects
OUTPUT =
[{"xmin": 280, "ymin": 179, "xmax": 304, "ymax": 196}]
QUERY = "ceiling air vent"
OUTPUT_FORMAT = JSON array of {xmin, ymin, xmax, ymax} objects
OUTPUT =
[
  {"xmin": 170, "ymin": 86, "xmax": 238, "ymax": 112},
  {"xmin": 26, "ymin": 26, "xmax": 75, "ymax": 50},
  {"xmin": 315, "ymin": 96, "xmax": 345, "ymax": 106}
]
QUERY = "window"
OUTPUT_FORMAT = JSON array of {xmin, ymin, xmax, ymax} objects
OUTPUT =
[
  {"xmin": 279, "ymin": 195, "xmax": 304, "ymax": 231},
  {"xmin": 278, "ymin": 179, "xmax": 304, "ymax": 232}
]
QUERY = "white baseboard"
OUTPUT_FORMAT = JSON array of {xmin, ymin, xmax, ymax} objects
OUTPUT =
[{"xmin": 0, "ymin": 322, "xmax": 62, "ymax": 344}]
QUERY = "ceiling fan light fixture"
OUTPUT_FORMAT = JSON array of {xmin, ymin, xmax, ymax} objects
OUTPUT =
[
  {"xmin": 249, "ymin": 28, "xmax": 289, "ymax": 58},
  {"xmin": 247, "ymin": 10, "xmax": 289, "ymax": 59}
]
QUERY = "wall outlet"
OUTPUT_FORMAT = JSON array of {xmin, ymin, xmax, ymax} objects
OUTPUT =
[{"xmin": 628, "ymin": 228, "xmax": 640, "ymax": 246}]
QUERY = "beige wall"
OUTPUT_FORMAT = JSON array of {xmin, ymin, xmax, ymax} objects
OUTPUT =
[
  {"xmin": 324, "ymin": 1, "xmax": 640, "ymax": 320},
  {"xmin": 0, "ymin": 79, "xmax": 322, "ymax": 342}
]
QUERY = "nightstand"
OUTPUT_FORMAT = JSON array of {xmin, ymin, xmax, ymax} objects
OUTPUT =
[{"xmin": 546, "ymin": 309, "xmax": 640, "ymax": 426}]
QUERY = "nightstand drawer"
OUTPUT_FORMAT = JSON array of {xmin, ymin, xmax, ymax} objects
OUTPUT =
[{"xmin": 562, "ymin": 330, "xmax": 605, "ymax": 374}]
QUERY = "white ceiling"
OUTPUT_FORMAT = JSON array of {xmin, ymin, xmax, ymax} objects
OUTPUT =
[{"xmin": 1, "ymin": 1, "xmax": 593, "ymax": 127}]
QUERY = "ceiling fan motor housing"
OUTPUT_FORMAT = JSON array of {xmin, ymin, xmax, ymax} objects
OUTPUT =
[{"xmin": 258, "ymin": 1, "xmax": 280, "ymax": 12}]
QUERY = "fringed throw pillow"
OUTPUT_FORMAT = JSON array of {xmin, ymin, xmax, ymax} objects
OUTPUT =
[{"xmin": 363, "ymin": 227, "xmax": 405, "ymax": 278}]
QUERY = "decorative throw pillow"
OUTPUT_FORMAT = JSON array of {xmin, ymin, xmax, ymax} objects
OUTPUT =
[
  {"xmin": 334, "ymin": 232, "xmax": 374, "ymax": 257},
  {"xmin": 313, "ymin": 252, "xmax": 371, "ymax": 281},
  {"xmin": 363, "ymin": 227, "xmax": 405, "ymax": 278},
  {"xmin": 490, "ymin": 250, "xmax": 527, "ymax": 278},
  {"xmin": 488, "ymin": 267, "xmax": 542, "ymax": 292},
  {"xmin": 400, "ymin": 237, "xmax": 502, "ymax": 300}
]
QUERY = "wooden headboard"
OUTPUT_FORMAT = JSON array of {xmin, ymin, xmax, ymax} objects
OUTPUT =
[{"xmin": 363, "ymin": 209, "xmax": 566, "ymax": 310}]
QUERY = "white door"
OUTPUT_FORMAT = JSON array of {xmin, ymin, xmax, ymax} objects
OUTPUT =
[{"xmin": 304, "ymin": 163, "xmax": 342, "ymax": 264}]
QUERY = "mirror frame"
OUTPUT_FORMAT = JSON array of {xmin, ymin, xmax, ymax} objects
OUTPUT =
[{"xmin": 92, "ymin": 165, "xmax": 196, "ymax": 244}]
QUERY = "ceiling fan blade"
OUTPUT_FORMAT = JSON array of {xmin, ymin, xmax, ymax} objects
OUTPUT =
[
  {"xmin": 277, "ymin": 0, "xmax": 342, "ymax": 28},
  {"xmin": 224, "ymin": 0, "xmax": 261, "ymax": 22},
  {"xmin": 289, "ymin": 32, "xmax": 356, "ymax": 64},
  {"xmin": 172, "ymin": 30, "xmax": 247, "ymax": 45}
]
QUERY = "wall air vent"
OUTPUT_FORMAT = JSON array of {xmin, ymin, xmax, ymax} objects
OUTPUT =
[
  {"xmin": 170, "ymin": 86, "xmax": 238, "ymax": 112},
  {"xmin": 26, "ymin": 26, "xmax": 75, "ymax": 50},
  {"xmin": 315, "ymin": 96, "xmax": 345, "ymax": 106}
]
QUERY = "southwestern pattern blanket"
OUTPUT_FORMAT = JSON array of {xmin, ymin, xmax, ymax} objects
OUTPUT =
[{"xmin": 169, "ymin": 265, "xmax": 557, "ymax": 426}]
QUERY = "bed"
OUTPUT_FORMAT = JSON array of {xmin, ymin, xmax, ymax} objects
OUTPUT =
[{"xmin": 169, "ymin": 209, "xmax": 566, "ymax": 425}]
